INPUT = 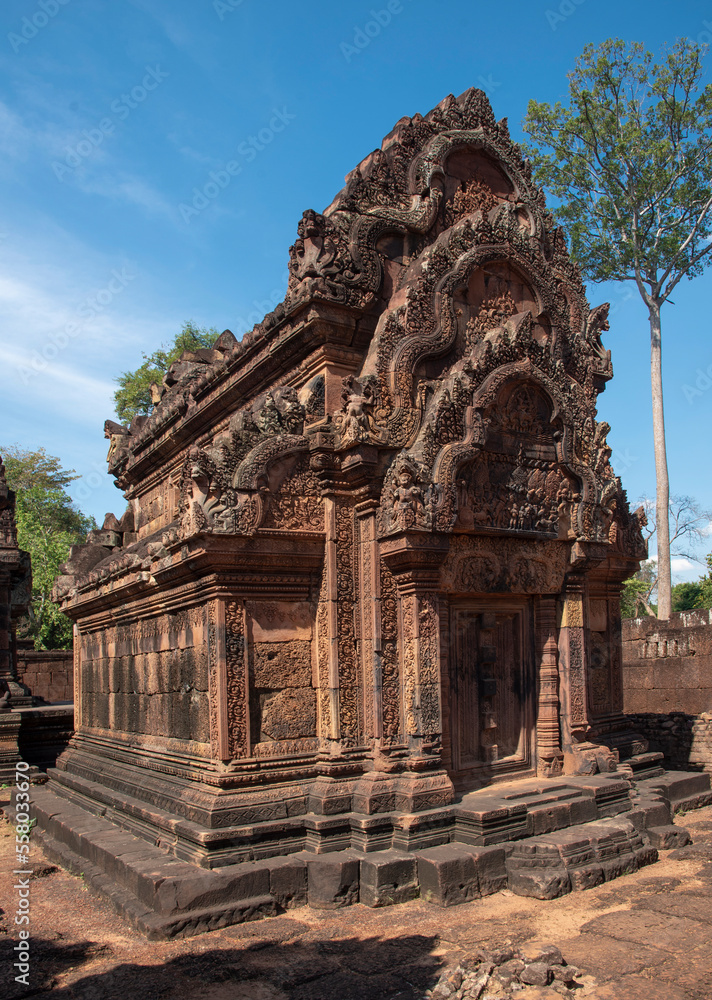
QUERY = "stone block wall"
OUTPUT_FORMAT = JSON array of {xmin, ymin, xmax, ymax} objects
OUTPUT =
[
  {"xmin": 78, "ymin": 607, "xmax": 210, "ymax": 748},
  {"xmin": 16, "ymin": 645, "xmax": 73, "ymax": 703},
  {"xmin": 623, "ymin": 609, "xmax": 712, "ymax": 771}
]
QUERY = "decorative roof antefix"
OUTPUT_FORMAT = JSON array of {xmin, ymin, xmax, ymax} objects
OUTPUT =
[{"xmin": 0, "ymin": 456, "xmax": 31, "ymax": 598}]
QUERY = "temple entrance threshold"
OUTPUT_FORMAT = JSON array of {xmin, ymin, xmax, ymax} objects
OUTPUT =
[{"xmin": 448, "ymin": 599, "xmax": 535, "ymax": 791}]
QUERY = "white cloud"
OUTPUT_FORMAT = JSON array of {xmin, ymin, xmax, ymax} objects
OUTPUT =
[
  {"xmin": 73, "ymin": 171, "xmax": 175, "ymax": 220},
  {"xmin": 0, "ymin": 95, "xmax": 176, "ymax": 224},
  {"xmin": 671, "ymin": 557, "xmax": 696, "ymax": 574},
  {"xmin": 0, "ymin": 99, "xmax": 78, "ymax": 172},
  {"xmin": 0, "ymin": 343, "xmax": 115, "ymax": 422},
  {"xmin": 177, "ymin": 144, "xmax": 217, "ymax": 166},
  {"xmin": 0, "ymin": 220, "xmax": 180, "ymax": 397}
]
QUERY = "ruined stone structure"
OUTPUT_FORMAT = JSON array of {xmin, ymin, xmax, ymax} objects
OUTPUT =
[
  {"xmin": 0, "ymin": 456, "xmax": 32, "ymax": 704},
  {"xmin": 623, "ymin": 610, "xmax": 712, "ymax": 773},
  {"xmin": 16, "ymin": 642, "xmax": 74, "ymax": 704},
  {"xmin": 29, "ymin": 90, "xmax": 710, "ymax": 933}
]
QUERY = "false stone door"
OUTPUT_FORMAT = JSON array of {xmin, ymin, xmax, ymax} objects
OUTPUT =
[{"xmin": 449, "ymin": 600, "xmax": 534, "ymax": 788}]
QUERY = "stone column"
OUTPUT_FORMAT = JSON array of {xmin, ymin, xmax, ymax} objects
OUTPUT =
[
  {"xmin": 310, "ymin": 443, "xmax": 368, "ymax": 814},
  {"xmin": 0, "ymin": 459, "xmax": 34, "ymax": 782},
  {"xmin": 0, "ymin": 571, "xmax": 32, "ymax": 705},
  {"xmin": 355, "ymin": 499, "xmax": 382, "ymax": 743},
  {"xmin": 535, "ymin": 595, "xmax": 563, "ymax": 777},
  {"xmin": 0, "ymin": 574, "xmax": 13, "ymax": 699}
]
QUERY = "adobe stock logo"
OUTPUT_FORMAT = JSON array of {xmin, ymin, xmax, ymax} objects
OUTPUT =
[
  {"xmin": 17, "ymin": 267, "xmax": 136, "ymax": 385},
  {"xmin": 178, "ymin": 107, "xmax": 296, "ymax": 224},
  {"xmin": 682, "ymin": 362, "xmax": 712, "ymax": 404},
  {"xmin": 8, "ymin": 0, "xmax": 72, "ymax": 54},
  {"xmin": 340, "ymin": 1, "xmax": 413, "ymax": 62},
  {"xmin": 51, "ymin": 66, "xmax": 170, "ymax": 181},
  {"xmin": 545, "ymin": 0, "xmax": 586, "ymax": 31},
  {"xmin": 213, "ymin": 0, "xmax": 247, "ymax": 19}
]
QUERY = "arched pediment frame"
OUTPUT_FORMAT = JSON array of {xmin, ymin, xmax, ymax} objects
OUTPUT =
[
  {"xmin": 335, "ymin": 128, "xmax": 548, "ymax": 324},
  {"xmin": 223, "ymin": 434, "xmax": 310, "ymax": 535},
  {"xmin": 388, "ymin": 242, "xmax": 568, "ymax": 420},
  {"xmin": 430, "ymin": 362, "xmax": 594, "ymax": 535},
  {"xmin": 232, "ymin": 434, "xmax": 308, "ymax": 491},
  {"xmin": 410, "ymin": 130, "xmax": 543, "ymax": 241}
]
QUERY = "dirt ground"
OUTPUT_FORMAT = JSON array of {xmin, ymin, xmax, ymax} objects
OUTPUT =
[{"xmin": 1, "ymin": 794, "xmax": 712, "ymax": 1000}]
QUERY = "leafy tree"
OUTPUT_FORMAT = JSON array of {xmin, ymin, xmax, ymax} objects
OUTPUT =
[
  {"xmin": 694, "ymin": 553, "xmax": 712, "ymax": 609},
  {"xmin": 2, "ymin": 446, "xmax": 96, "ymax": 649},
  {"xmin": 634, "ymin": 494, "xmax": 712, "ymax": 606},
  {"xmin": 671, "ymin": 580, "xmax": 703, "ymax": 611},
  {"xmin": 113, "ymin": 320, "xmax": 219, "ymax": 422},
  {"xmin": 523, "ymin": 39, "xmax": 712, "ymax": 619}
]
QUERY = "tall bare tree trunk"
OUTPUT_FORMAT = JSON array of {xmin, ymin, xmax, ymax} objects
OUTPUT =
[{"xmin": 650, "ymin": 301, "xmax": 671, "ymax": 619}]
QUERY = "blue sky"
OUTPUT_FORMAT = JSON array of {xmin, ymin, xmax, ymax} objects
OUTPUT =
[{"xmin": 1, "ymin": 0, "xmax": 711, "ymax": 579}]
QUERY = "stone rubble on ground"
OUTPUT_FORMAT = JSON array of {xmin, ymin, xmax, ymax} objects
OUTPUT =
[{"xmin": 425, "ymin": 943, "xmax": 584, "ymax": 1000}]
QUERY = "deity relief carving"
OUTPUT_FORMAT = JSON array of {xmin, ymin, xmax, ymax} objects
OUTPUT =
[
  {"xmin": 333, "ymin": 375, "xmax": 389, "ymax": 449},
  {"xmin": 443, "ymin": 536, "xmax": 568, "ymax": 595},
  {"xmin": 380, "ymin": 455, "xmax": 438, "ymax": 534},
  {"xmin": 179, "ymin": 446, "xmax": 228, "ymax": 534}
]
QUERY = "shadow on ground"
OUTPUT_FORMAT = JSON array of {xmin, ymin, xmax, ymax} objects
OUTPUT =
[{"xmin": 0, "ymin": 930, "xmax": 441, "ymax": 1000}]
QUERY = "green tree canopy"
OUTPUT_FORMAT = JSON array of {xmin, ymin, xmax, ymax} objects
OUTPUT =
[
  {"xmin": 671, "ymin": 580, "xmax": 703, "ymax": 612},
  {"xmin": 692, "ymin": 553, "xmax": 712, "ymax": 610},
  {"xmin": 113, "ymin": 320, "xmax": 219, "ymax": 423},
  {"xmin": 522, "ymin": 38, "xmax": 712, "ymax": 619},
  {"xmin": 2, "ymin": 446, "xmax": 97, "ymax": 649},
  {"xmin": 624, "ymin": 551, "xmax": 712, "ymax": 618}
]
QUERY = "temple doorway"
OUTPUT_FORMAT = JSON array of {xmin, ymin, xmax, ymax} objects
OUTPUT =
[{"xmin": 447, "ymin": 598, "xmax": 535, "ymax": 791}]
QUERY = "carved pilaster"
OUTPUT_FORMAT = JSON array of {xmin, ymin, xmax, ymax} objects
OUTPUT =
[
  {"xmin": 225, "ymin": 599, "xmax": 249, "ymax": 758},
  {"xmin": 535, "ymin": 595, "xmax": 563, "ymax": 777},
  {"xmin": 335, "ymin": 497, "xmax": 360, "ymax": 747},
  {"xmin": 379, "ymin": 557, "xmax": 402, "ymax": 745},
  {"xmin": 73, "ymin": 625, "xmax": 82, "ymax": 731},
  {"xmin": 607, "ymin": 584, "xmax": 625, "ymax": 719},
  {"xmin": 207, "ymin": 598, "xmax": 229, "ymax": 761},
  {"xmin": 380, "ymin": 533, "xmax": 449, "ymax": 751},
  {"xmin": 356, "ymin": 501, "xmax": 381, "ymax": 742}
]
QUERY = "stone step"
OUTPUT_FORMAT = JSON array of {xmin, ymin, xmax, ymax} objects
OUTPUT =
[
  {"xmin": 626, "ymin": 751, "xmax": 666, "ymax": 780},
  {"xmin": 636, "ymin": 770, "xmax": 712, "ymax": 812},
  {"xmin": 506, "ymin": 816, "xmax": 659, "ymax": 899},
  {"xmin": 454, "ymin": 774, "xmax": 632, "ymax": 845}
]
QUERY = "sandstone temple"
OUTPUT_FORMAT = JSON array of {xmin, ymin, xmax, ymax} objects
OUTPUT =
[{"xmin": 30, "ymin": 89, "xmax": 709, "ymax": 934}]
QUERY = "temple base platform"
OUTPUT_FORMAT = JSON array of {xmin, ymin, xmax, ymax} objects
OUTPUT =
[{"xmin": 9, "ymin": 766, "xmax": 710, "ymax": 939}]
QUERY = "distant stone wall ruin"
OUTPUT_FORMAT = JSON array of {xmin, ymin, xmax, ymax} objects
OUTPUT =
[
  {"xmin": 16, "ymin": 644, "xmax": 74, "ymax": 703},
  {"xmin": 623, "ymin": 610, "xmax": 712, "ymax": 772}
]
